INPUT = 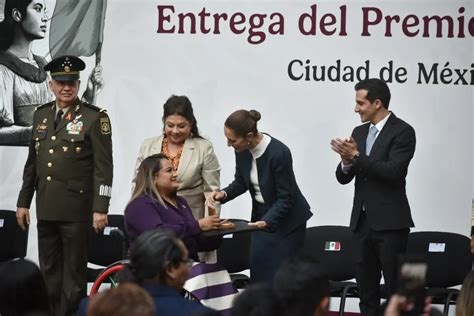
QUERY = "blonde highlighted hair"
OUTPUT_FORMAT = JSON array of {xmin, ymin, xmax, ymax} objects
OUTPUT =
[
  {"xmin": 129, "ymin": 154, "xmax": 167, "ymax": 207},
  {"xmin": 456, "ymin": 270, "xmax": 474, "ymax": 316}
]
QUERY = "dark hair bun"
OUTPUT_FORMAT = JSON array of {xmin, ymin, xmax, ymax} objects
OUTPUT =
[{"xmin": 248, "ymin": 110, "xmax": 261, "ymax": 122}]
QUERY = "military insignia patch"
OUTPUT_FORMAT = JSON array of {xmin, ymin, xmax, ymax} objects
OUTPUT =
[
  {"xmin": 66, "ymin": 121, "xmax": 83, "ymax": 135},
  {"xmin": 36, "ymin": 124, "xmax": 47, "ymax": 132},
  {"xmin": 100, "ymin": 118, "xmax": 111, "ymax": 134},
  {"xmin": 99, "ymin": 184, "xmax": 112, "ymax": 197}
]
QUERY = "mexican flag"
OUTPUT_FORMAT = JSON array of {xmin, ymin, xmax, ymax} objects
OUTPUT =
[{"xmin": 324, "ymin": 241, "xmax": 341, "ymax": 251}]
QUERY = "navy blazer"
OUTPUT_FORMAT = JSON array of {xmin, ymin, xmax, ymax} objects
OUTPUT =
[
  {"xmin": 336, "ymin": 113, "xmax": 416, "ymax": 231},
  {"xmin": 223, "ymin": 135, "xmax": 312, "ymax": 235}
]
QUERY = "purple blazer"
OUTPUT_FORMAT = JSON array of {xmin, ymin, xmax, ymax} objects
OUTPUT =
[{"xmin": 124, "ymin": 194, "xmax": 219, "ymax": 258}]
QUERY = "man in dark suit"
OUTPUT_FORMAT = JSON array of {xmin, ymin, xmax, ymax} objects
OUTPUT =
[
  {"xmin": 330, "ymin": 78, "xmax": 416, "ymax": 316},
  {"xmin": 16, "ymin": 56, "xmax": 113, "ymax": 316}
]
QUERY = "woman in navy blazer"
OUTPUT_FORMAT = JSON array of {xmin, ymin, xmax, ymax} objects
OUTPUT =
[{"xmin": 208, "ymin": 110, "xmax": 312, "ymax": 283}]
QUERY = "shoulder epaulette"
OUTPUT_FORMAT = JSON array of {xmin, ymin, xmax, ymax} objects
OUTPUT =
[
  {"xmin": 35, "ymin": 101, "xmax": 55, "ymax": 111},
  {"xmin": 82, "ymin": 102, "xmax": 107, "ymax": 113}
]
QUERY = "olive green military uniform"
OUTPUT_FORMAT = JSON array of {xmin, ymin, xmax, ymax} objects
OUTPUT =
[{"xmin": 17, "ymin": 99, "xmax": 113, "ymax": 316}]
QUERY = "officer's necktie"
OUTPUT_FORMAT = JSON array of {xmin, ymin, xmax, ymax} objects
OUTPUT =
[
  {"xmin": 54, "ymin": 110, "xmax": 63, "ymax": 129},
  {"xmin": 365, "ymin": 125, "xmax": 378, "ymax": 155}
]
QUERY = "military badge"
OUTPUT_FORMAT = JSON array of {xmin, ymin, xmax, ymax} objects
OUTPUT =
[
  {"xmin": 36, "ymin": 124, "xmax": 47, "ymax": 132},
  {"xmin": 100, "ymin": 118, "xmax": 111, "ymax": 134},
  {"xmin": 66, "ymin": 121, "xmax": 83, "ymax": 135}
]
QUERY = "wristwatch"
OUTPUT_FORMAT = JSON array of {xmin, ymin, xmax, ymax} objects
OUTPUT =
[{"xmin": 351, "ymin": 152, "xmax": 360, "ymax": 165}]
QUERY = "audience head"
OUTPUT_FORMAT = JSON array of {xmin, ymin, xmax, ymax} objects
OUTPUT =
[
  {"xmin": 0, "ymin": 258, "xmax": 50, "ymax": 315},
  {"xmin": 131, "ymin": 153, "xmax": 178, "ymax": 203},
  {"xmin": 274, "ymin": 255, "xmax": 330, "ymax": 316},
  {"xmin": 224, "ymin": 109, "xmax": 261, "ymax": 152},
  {"xmin": 87, "ymin": 283, "xmax": 155, "ymax": 316},
  {"xmin": 456, "ymin": 270, "xmax": 474, "ymax": 316},
  {"xmin": 232, "ymin": 283, "xmax": 283, "ymax": 316},
  {"xmin": 162, "ymin": 95, "xmax": 201, "ymax": 143},
  {"xmin": 122, "ymin": 230, "xmax": 192, "ymax": 290}
]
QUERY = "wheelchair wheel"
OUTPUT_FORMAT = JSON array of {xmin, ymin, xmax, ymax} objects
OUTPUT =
[{"xmin": 90, "ymin": 259, "xmax": 129, "ymax": 296}]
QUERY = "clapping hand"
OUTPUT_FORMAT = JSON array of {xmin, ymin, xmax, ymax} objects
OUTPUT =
[{"xmin": 330, "ymin": 137, "xmax": 358, "ymax": 164}]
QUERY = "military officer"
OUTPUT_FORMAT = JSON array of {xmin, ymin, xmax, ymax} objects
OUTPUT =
[{"xmin": 16, "ymin": 55, "xmax": 113, "ymax": 316}]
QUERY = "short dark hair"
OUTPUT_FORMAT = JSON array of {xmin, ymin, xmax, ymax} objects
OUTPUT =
[
  {"xmin": 232, "ymin": 283, "xmax": 283, "ymax": 316},
  {"xmin": 0, "ymin": 259, "xmax": 51, "ymax": 315},
  {"xmin": 274, "ymin": 255, "xmax": 330, "ymax": 316},
  {"xmin": 224, "ymin": 109, "xmax": 261, "ymax": 137},
  {"xmin": 163, "ymin": 95, "xmax": 201, "ymax": 138},
  {"xmin": 354, "ymin": 78, "xmax": 391, "ymax": 109},
  {"xmin": 122, "ymin": 230, "xmax": 183, "ymax": 284}
]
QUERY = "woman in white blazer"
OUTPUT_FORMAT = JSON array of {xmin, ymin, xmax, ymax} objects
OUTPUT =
[{"xmin": 132, "ymin": 95, "xmax": 221, "ymax": 221}]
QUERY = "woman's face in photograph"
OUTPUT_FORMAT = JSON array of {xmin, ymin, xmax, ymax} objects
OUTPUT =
[{"xmin": 21, "ymin": 0, "xmax": 48, "ymax": 40}]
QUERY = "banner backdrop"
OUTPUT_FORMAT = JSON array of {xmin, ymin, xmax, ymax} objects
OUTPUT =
[{"xmin": 0, "ymin": 0, "xmax": 472, "ymax": 261}]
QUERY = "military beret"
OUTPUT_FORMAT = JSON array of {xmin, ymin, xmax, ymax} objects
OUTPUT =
[{"xmin": 44, "ymin": 55, "xmax": 85, "ymax": 81}]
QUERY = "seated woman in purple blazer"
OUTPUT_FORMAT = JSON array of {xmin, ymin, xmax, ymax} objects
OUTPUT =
[{"xmin": 125, "ymin": 153, "xmax": 222, "ymax": 259}]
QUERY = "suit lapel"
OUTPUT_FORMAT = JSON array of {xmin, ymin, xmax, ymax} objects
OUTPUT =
[
  {"xmin": 359, "ymin": 123, "xmax": 370, "ymax": 155},
  {"xmin": 46, "ymin": 104, "xmax": 56, "ymax": 133},
  {"xmin": 241, "ymin": 151, "xmax": 253, "ymax": 189},
  {"xmin": 150, "ymin": 136, "xmax": 164, "ymax": 155},
  {"xmin": 176, "ymin": 137, "xmax": 195, "ymax": 182}
]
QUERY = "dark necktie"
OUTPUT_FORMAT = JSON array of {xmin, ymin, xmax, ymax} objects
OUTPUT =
[{"xmin": 54, "ymin": 110, "xmax": 64, "ymax": 129}]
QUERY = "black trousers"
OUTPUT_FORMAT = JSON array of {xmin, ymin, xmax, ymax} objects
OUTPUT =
[
  {"xmin": 250, "ymin": 224, "xmax": 306, "ymax": 284},
  {"xmin": 352, "ymin": 211, "xmax": 409, "ymax": 316},
  {"xmin": 37, "ymin": 220, "xmax": 89, "ymax": 316}
]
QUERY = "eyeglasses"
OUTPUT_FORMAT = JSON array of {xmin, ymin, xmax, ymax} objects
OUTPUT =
[{"xmin": 181, "ymin": 259, "xmax": 194, "ymax": 268}]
